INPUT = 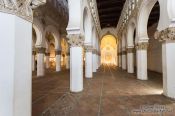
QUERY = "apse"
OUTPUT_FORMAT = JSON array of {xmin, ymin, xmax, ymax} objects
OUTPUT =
[{"xmin": 101, "ymin": 34, "xmax": 118, "ymax": 65}]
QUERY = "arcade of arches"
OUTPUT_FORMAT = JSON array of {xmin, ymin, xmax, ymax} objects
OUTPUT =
[{"xmin": 1, "ymin": 0, "xmax": 175, "ymax": 116}]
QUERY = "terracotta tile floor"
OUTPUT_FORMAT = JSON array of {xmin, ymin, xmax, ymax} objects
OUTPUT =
[{"xmin": 32, "ymin": 66, "xmax": 175, "ymax": 116}]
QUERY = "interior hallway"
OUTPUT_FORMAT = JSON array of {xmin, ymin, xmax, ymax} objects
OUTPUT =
[{"xmin": 32, "ymin": 66, "xmax": 175, "ymax": 116}]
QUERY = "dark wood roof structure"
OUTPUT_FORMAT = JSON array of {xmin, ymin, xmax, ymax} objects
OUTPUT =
[{"xmin": 96, "ymin": 0, "xmax": 160, "ymax": 29}]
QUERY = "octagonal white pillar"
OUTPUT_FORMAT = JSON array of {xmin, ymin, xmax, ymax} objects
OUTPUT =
[
  {"xmin": 36, "ymin": 47, "xmax": 45, "ymax": 77},
  {"xmin": 45, "ymin": 52, "xmax": 50, "ymax": 69},
  {"xmin": 136, "ymin": 42, "xmax": 148, "ymax": 80},
  {"xmin": 55, "ymin": 50, "xmax": 61, "ymax": 72},
  {"xmin": 0, "ymin": 12, "xmax": 32, "ymax": 116},
  {"xmin": 85, "ymin": 46, "xmax": 93, "ymax": 78},
  {"xmin": 127, "ymin": 47, "xmax": 134, "ymax": 73}
]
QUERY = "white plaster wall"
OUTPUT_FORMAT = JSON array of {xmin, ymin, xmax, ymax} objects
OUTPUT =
[{"xmin": 147, "ymin": 23, "xmax": 162, "ymax": 73}]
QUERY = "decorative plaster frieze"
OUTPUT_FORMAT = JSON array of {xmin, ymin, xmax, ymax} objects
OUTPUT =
[
  {"xmin": 154, "ymin": 27, "xmax": 175, "ymax": 42},
  {"xmin": 135, "ymin": 42, "xmax": 149, "ymax": 50},
  {"xmin": 36, "ymin": 47, "xmax": 46, "ymax": 53},
  {"xmin": 0, "ymin": 0, "xmax": 46, "ymax": 22},
  {"xmin": 67, "ymin": 34, "xmax": 84, "ymax": 47},
  {"xmin": 88, "ymin": 0, "xmax": 101, "ymax": 34}
]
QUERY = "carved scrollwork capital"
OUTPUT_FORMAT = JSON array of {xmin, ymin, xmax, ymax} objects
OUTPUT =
[
  {"xmin": 36, "ymin": 47, "xmax": 45, "ymax": 54},
  {"xmin": 135, "ymin": 42, "xmax": 149, "ymax": 50},
  {"xmin": 0, "ymin": 0, "xmax": 46, "ymax": 22},
  {"xmin": 66, "ymin": 52, "xmax": 70, "ymax": 56},
  {"xmin": 45, "ymin": 52, "xmax": 50, "ymax": 56},
  {"xmin": 32, "ymin": 51, "xmax": 36, "ymax": 55},
  {"xmin": 126, "ymin": 48, "xmax": 135, "ymax": 53},
  {"xmin": 55, "ymin": 50, "xmax": 61, "ymax": 55},
  {"xmin": 84, "ymin": 45, "xmax": 93, "ymax": 52},
  {"xmin": 67, "ymin": 34, "xmax": 84, "ymax": 47},
  {"xmin": 154, "ymin": 27, "xmax": 175, "ymax": 42},
  {"xmin": 121, "ymin": 51, "xmax": 127, "ymax": 55}
]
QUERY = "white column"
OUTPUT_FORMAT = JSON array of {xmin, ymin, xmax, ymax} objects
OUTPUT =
[
  {"xmin": 96, "ymin": 54, "xmax": 98, "ymax": 70},
  {"xmin": 66, "ymin": 52, "xmax": 70, "ymax": 69},
  {"xmin": 121, "ymin": 50, "xmax": 127, "ymax": 70},
  {"xmin": 32, "ymin": 51, "xmax": 36, "ymax": 71},
  {"xmin": 162, "ymin": 41, "xmax": 175, "ymax": 98},
  {"xmin": 70, "ymin": 46, "xmax": 83, "ymax": 92},
  {"xmin": 98, "ymin": 53, "xmax": 101, "ymax": 67},
  {"xmin": 127, "ymin": 48, "xmax": 134, "ymax": 73},
  {"xmin": 136, "ymin": 42, "xmax": 148, "ymax": 80},
  {"xmin": 37, "ymin": 48, "xmax": 45, "ymax": 77},
  {"xmin": 93, "ymin": 50, "xmax": 97, "ymax": 72},
  {"xmin": 118, "ymin": 53, "xmax": 122, "ymax": 67},
  {"xmin": 85, "ymin": 48, "xmax": 93, "ymax": 78},
  {"xmin": 55, "ymin": 50, "xmax": 61, "ymax": 72},
  {"xmin": 0, "ymin": 12, "xmax": 32, "ymax": 116},
  {"xmin": 45, "ymin": 53, "xmax": 50, "ymax": 69}
]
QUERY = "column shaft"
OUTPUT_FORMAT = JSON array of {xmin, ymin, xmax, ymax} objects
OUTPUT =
[
  {"xmin": 55, "ymin": 50, "xmax": 61, "ymax": 72},
  {"xmin": 0, "ymin": 13, "xmax": 32, "ymax": 116},
  {"xmin": 85, "ymin": 51, "xmax": 93, "ymax": 78},
  {"xmin": 45, "ymin": 53, "xmax": 50, "ymax": 69},
  {"xmin": 37, "ymin": 52, "xmax": 45, "ymax": 77},
  {"xmin": 127, "ymin": 48, "xmax": 134, "ymax": 73},
  {"xmin": 32, "ymin": 52, "xmax": 36, "ymax": 71},
  {"xmin": 122, "ymin": 51, "xmax": 127, "ymax": 70},
  {"xmin": 70, "ymin": 47, "xmax": 83, "ymax": 92},
  {"xmin": 93, "ymin": 53, "xmax": 97, "ymax": 72},
  {"xmin": 66, "ymin": 54, "xmax": 70, "ymax": 69},
  {"xmin": 162, "ymin": 41, "xmax": 175, "ymax": 98}
]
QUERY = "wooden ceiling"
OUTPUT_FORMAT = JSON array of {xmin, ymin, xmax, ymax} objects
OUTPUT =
[
  {"xmin": 96, "ymin": 0, "xmax": 160, "ymax": 29},
  {"xmin": 97, "ymin": 0, "xmax": 125, "ymax": 29}
]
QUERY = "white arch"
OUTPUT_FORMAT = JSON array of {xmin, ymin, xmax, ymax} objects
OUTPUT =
[
  {"xmin": 44, "ymin": 25, "xmax": 60, "ymax": 50},
  {"xmin": 127, "ymin": 17, "xmax": 136, "ymax": 47},
  {"xmin": 33, "ymin": 18, "xmax": 45, "ymax": 48},
  {"xmin": 122, "ymin": 30, "xmax": 127, "ymax": 49},
  {"xmin": 83, "ymin": 7, "xmax": 93, "ymax": 45},
  {"xmin": 100, "ymin": 28, "xmax": 118, "ymax": 40},
  {"xmin": 137, "ymin": 0, "xmax": 159, "ymax": 42}
]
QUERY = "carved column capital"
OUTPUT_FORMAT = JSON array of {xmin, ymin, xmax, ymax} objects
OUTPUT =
[
  {"xmin": 92, "ymin": 49, "xmax": 97, "ymax": 54},
  {"xmin": 126, "ymin": 47, "xmax": 135, "ymax": 53},
  {"xmin": 154, "ymin": 27, "xmax": 175, "ymax": 42},
  {"xmin": 66, "ymin": 52, "xmax": 70, "ymax": 56},
  {"xmin": 32, "ymin": 51, "xmax": 36, "ymax": 55},
  {"xmin": 84, "ymin": 45, "xmax": 93, "ymax": 52},
  {"xmin": 0, "ymin": 0, "xmax": 46, "ymax": 22},
  {"xmin": 135, "ymin": 42, "xmax": 149, "ymax": 50},
  {"xmin": 36, "ymin": 47, "xmax": 46, "ymax": 54},
  {"xmin": 121, "ymin": 51, "xmax": 127, "ymax": 55},
  {"xmin": 67, "ymin": 34, "xmax": 84, "ymax": 47},
  {"xmin": 55, "ymin": 50, "xmax": 61, "ymax": 55},
  {"xmin": 45, "ymin": 52, "xmax": 50, "ymax": 56}
]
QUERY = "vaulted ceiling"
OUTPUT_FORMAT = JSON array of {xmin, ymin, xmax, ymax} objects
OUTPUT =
[
  {"xmin": 96, "ymin": 0, "xmax": 160, "ymax": 29},
  {"xmin": 96, "ymin": 0, "xmax": 125, "ymax": 29}
]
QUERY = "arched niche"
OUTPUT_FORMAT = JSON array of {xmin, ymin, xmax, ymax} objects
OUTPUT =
[
  {"xmin": 100, "ymin": 34, "xmax": 118, "ymax": 65},
  {"xmin": 44, "ymin": 25, "xmax": 60, "ymax": 50}
]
